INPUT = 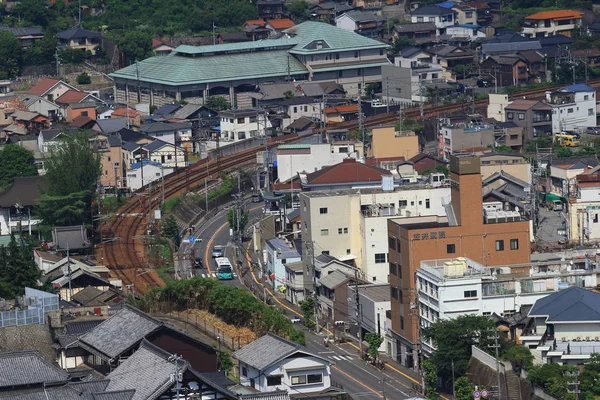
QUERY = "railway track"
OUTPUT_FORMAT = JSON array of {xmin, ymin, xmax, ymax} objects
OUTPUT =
[{"xmin": 101, "ymin": 78, "xmax": 600, "ymax": 294}]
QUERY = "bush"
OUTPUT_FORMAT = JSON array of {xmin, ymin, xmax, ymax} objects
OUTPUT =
[{"xmin": 76, "ymin": 72, "xmax": 91, "ymax": 85}]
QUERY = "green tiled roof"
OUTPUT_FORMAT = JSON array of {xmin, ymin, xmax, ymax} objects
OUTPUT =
[
  {"xmin": 285, "ymin": 21, "xmax": 389, "ymax": 54},
  {"xmin": 175, "ymin": 38, "xmax": 298, "ymax": 55},
  {"xmin": 278, "ymin": 144, "xmax": 311, "ymax": 149},
  {"xmin": 311, "ymin": 61, "xmax": 390, "ymax": 73},
  {"xmin": 110, "ymin": 50, "xmax": 307, "ymax": 85}
]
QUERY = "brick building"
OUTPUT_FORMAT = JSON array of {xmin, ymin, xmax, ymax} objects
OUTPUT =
[{"xmin": 387, "ymin": 155, "xmax": 531, "ymax": 369}]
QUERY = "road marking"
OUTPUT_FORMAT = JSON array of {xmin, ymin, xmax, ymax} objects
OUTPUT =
[{"xmin": 331, "ymin": 365, "xmax": 383, "ymax": 398}]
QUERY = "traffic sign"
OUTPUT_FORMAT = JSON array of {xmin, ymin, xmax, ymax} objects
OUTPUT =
[
  {"xmin": 473, "ymin": 390, "xmax": 481, "ymax": 399},
  {"xmin": 189, "ymin": 236, "xmax": 195, "ymax": 243},
  {"xmin": 481, "ymin": 389, "xmax": 489, "ymax": 398}
]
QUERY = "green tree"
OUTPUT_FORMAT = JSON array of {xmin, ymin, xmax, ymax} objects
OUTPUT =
[
  {"xmin": 162, "ymin": 215, "xmax": 179, "ymax": 239},
  {"xmin": 37, "ymin": 190, "xmax": 91, "ymax": 227},
  {"xmin": 0, "ymin": 234, "xmax": 41, "ymax": 298},
  {"xmin": 12, "ymin": 0, "xmax": 54, "ymax": 27},
  {"xmin": 454, "ymin": 376, "xmax": 475, "ymax": 400},
  {"xmin": 217, "ymin": 351, "xmax": 234, "ymax": 374},
  {"xmin": 206, "ymin": 96, "xmax": 230, "ymax": 111},
  {"xmin": 0, "ymin": 30, "xmax": 22, "ymax": 79},
  {"xmin": 556, "ymin": 147, "xmax": 574, "ymax": 158},
  {"xmin": 423, "ymin": 359, "xmax": 438, "ymax": 400},
  {"xmin": 119, "ymin": 30, "xmax": 153, "ymax": 64},
  {"xmin": 502, "ymin": 344, "xmax": 533, "ymax": 371},
  {"xmin": 227, "ymin": 208, "xmax": 248, "ymax": 237},
  {"xmin": 364, "ymin": 333, "xmax": 384, "ymax": 360},
  {"xmin": 287, "ymin": 0, "xmax": 309, "ymax": 21},
  {"xmin": 423, "ymin": 315, "xmax": 496, "ymax": 381},
  {"xmin": 299, "ymin": 297, "xmax": 315, "ymax": 328},
  {"xmin": 524, "ymin": 136, "xmax": 553, "ymax": 152},
  {"xmin": 0, "ymin": 144, "xmax": 38, "ymax": 189},
  {"xmin": 24, "ymin": 32, "xmax": 58, "ymax": 66},
  {"xmin": 283, "ymin": 90, "xmax": 295, "ymax": 100},
  {"xmin": 435, "ymin": 165, "xmax": 449, "ymax": 176},
  {"xmin": 391, "ymin": 36, "xmax": 415, "ymax": 55},
  {"xmin": 77, "ymin": 72, "xmax": 92, "ymax": 84},
  {"xmin": 58, "ymin": 47, "xmax": 85, "ymax": 64}
]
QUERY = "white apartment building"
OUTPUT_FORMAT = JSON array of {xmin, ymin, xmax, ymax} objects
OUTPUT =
[
  {"xmin": 276, "ymin": 143, "xmax": 360, "ymax": 183},
  {"xmin": 546, "ymin": 84, "xmax": 596, "ymax": 133},
  {"xmin": 126, "ymin": 160, "xmax": 174, "ymax": 191},
  {"xmin": 569, "ymin": 172, "xmax": 600, "ymax": 243},
  {"xmin": 300, "ymin": 183, "xmax": 450, "ymax": 283},
  {"xmin": 416, "ymin": 256, "xmax": 600, "ymax": 356},
  {"xmin": 219, "ymin": 109, "xmax": 271, "ymax": 142},
  {"xmin": 411, "ymin": 5, "xmax": 455, "ymax": 36},
  {"xmin": 522, "ymin": 10, "xmax": 582, "ymax": 39}
]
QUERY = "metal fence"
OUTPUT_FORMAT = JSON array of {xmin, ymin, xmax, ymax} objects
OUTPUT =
[{"xmin": 0, "ymin": 288, "xmax": 59, "ymax": 328}]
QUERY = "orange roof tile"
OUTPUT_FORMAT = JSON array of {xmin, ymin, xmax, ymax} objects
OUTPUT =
[
  {"xmin": 306, "ymin": 158, "xmax": 391, "ymax": 185},
  {"xmin": 55, "ymin": 90, "xmax": 88, "ymax": 104},
  {"xmin": 324, "ymin": 104, "xmax": 359, "ymax": 114},
  {"xmin": 267, "ymin": 18, "xmax": 296, "ymax": 29},
  {"xmin": 27, "ymin": 78, "xmax": 60, "ymax": 96},
  {"xmin": 111, "ymin": 107, "xmax": 144, "ymax": 117},
  {"xmin": 245, "ymin": 19, "xmax": 266, "ymax": 27},
  {"xmin": 525, "ymin": 9, "xmax": 583, "ymax": 20},
  {"xmin": 71, "ymin": 115, "xmax": 94, "ymax": 128}
]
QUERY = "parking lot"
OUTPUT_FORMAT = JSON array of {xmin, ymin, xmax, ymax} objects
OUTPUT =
[{"xmin": 536, "ymin": 206, "xmax": 567, "ymax": 243}]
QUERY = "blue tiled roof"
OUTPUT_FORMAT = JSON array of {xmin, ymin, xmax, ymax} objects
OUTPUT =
[
  {"xmin": 561, "ymin": 83, "xmax": 594, "ymax": 93},
  {"xmin": 130, "ymin": 160, "xmax": 163, "ymax": 170},
  {"xmin": 435, "ymin": 1, "xmax": 456, "ymax": 8},
  {"xmin": 529, "ymin": 286, "xmax": 600, "ymax": 323}
]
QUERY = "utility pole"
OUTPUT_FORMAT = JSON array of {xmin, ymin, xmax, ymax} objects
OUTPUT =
[
  {"xmin": 567, "ymin": 371, "xmax": 581, "ymax": 400},
  {"xmin": 54, "ymin": 48, "xmax": 60, "ymax": 77},
  {"xmin": 488, "ymin": 328, "xmax": 502, "ymax": 400},
  {"xmin": 113, "ymin": 164, "xmax": 118, "ymax": 199},
  {"xmin": 355, "ymin": 269, "xmax": 363, "ymax": 359},
  {"xmin": 169, "ymin": 354, "xmax": 183, "ymax": 398},
  {"xmin": 358, "ymin": 91, "xmax": 365, "ymax": 158},
  {"xmin": 66, "ymin": 245, "xmax": 72, "ymax": 302},
  {"xmin": 385, "ymin": 77, "xmax": 390, "ymax": 115},
  {"xmin": 397, "ymin": 105, "xmax": 403, "ymax": 133},
  {"xmin": 212, "ymin": 22, "xmax": 217, "ymax": 45},
  {"xmin": 419, "ymin": 82, "xmax": 425, "ymax": 121},
  {"xmin": 161, "ymin": 164, "xmax": 165, "ymax": 205}
]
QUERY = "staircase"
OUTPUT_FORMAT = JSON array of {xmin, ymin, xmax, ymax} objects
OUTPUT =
[{"xmin": 505, "ymin": 369, "xmax": 522, "ymax": 400}]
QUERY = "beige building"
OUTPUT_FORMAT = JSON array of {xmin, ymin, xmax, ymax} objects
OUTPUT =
[
  {"xmin": 452, "ymin": 4, "xmax": 478, "ymax": 25},
  {"xmin": 487, "ymin": 93, "xmax": 509, "ymax": 122},
  {"xmin": 480, "ymin": 154, "xmax": 532, "ymax": 183},
  {"xmin": 371, "ymin": 126, "xmax": 419, "ymax": 160},
  {"xmin": 56, "ymin": 27, "xmax": 101, "ymax": 55},
  {"xmin": 92, "ymin": 135, "xmax": 124, "ymax": 188}
]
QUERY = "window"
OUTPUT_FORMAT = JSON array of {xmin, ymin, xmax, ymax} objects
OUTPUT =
[
  {"xmin": 568, "ymin": 108, "xmax": 574, "ymax": 114},
  {"xmin": 249, "ymin": 116, "xmax": 257, "ymax": 123},
  {"xmin": 81, "ymin": 111, "xmax": 88, "ymax": 117},
  {"xmin": 267, "ymin": 376, "xmax": 282, "ymax": 386},
  {"xmin": 466, "ymin": 11, "xmax": 473, "ymax": 17},
  {"xmin": 518, "ymin": 113, "xmax": 525, "ymax": 120},
  {"xmin": 229, "ymin": 118, "xmax": 234, "ymax": 123},
  {"xmin": 417, "ymin": 17, "xmax": 423, "ymax": 22},
  {"xmin": 354, "ymin": 51, "xmax": 358, "ymax": 58},
  {"xmin": 389, "ymin": 237, "xmax": 396, "ymax": 250},
  {"xmin": 321, "ymin": 229, "xmax": 329, "ymax": 236},
  {"xmin": 335, "ymin": 53, "xmax": 339, "ymax": 60},
  {"xmin": 495, "ymin": 240, "xmax": 504, "ymax": 251},
  {"xmin": 237, "ymin": 117, "xmax": 245, "ymax": 124},
  {"xmin": 320, "ymin": 207, "xmax": 328, "ymax": 214},
  {"xmin": 322, "ymin": 250, "xmax": 329, "ymax": 255},
  {"xmin": 411, "ymin": 201, "xmax": 415, "ymax": 206},
  {"xmin": 464, "ymin": 290, "xmax": 477, "ymax": 298},
  {"xmin": 291, "ymin": 375, "xmax": 306, "ymax": 385},
  {"xmin": 344, "ymin": 227, "xmax": 348, "ymax": 234},
  {"xmin": 418, "ymin": 200, "xmax": 422, "ymax": 205},
  {"xmin": 379, "ymin": 49, "xmax": 384, "ymax": 56},
  {"xmin": 390, "ymin": 263, "xmax": 397, "ymax": 275},
  {"xmin": 308, "ymin": 374, "xmax": 323, "ymax": 384},
  {"xmin": 400, "ymin": 316, "xmax": 404, "ymax": 330},
  {"xmin": 291, "ymin": 374, "xmax": 322, "ymax": 385},
  {"xmin": 242, "ymin": 366, "xmax": 248, "ymax": 377},
  {"xmin": 431, "ymin": 73, "xmax": 438, "ymax": 79},
  {"xmin": 346, "ymin": 249, "xmax": 351, "ymax": 254},
  {"xmin": 338, "ymin": 228, "xmax": 343, "ymax": 234},
  {"xmin": 447, "ymin": 244, "xmax": 456, "ymax": 254},
  {"xmin": 510, "ymin": 239, "xmax": 519, "ymax": 250},
  {"xmin": 507, "ymin": 112, "xmax": 514, "ymax": 120},
  {"xmin": 107, "ymin": 156, "xmax": 111, "ymax": 162},
  {"xmin": 391, "ymin": 287, "xmax": 398, "ymax": 299},
  {"xmin": 375, "ymin": 253, "xmax": 386, "ymax": 263},
  {"xmin": 293, "ymin": 106, "xmax": 297, "ymax": 113},
  {"xmin": 595, "ymin": 214, "xmax": 599, "ymax": 223},
  {"xmin": 585, "ymin": 95, "xmax": 589, "ymax": 100},
  {"xmin": 399, "ymin": 200, "xmax": 407, "ymax": 207},
  {"xmin": 589, "ymin": 108, "xmax": 595, "ymax": 116},
  {"xmin": 425, "ymin": 199, "xmax": 430, "ymax": 209}
]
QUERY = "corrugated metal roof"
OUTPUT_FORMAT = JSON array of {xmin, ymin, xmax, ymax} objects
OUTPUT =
[{"xmin": 278, "ymin": 144, "xmax": 311, "ymax": 149}]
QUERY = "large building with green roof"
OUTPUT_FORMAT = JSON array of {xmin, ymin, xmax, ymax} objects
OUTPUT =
[{"xmin": 109, "ymin": 21, "xmax": 389, "ymax": 107}]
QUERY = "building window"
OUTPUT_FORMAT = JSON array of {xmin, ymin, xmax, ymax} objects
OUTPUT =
[
  {"xmin": 568, "ymin": 108, "xmax": 574, "ymax": 113},
  {"xmin": 399, "ymin": 200, "xmax": 407, "ymax": 207},
  {"xmin": 249, "ymin": 116, "xmax": 257, "ymax": 123},
  {"xmin": 346, "ymin": 249, "xmax": 351, "ymax": 254},
  {"xmin": 464, "ymin": 290, "xmax": 477, "ymax": 298},
  {"xmin": 595, "ymin": 214, "xmax": 599, "ymax": 223},
  {"xmin": 354, "ymin": 51, "xmax": 358, "ymax": 58},
  {"xmin": 379, "ymin": 49, "xmax": 384, "ymax": 56},
  {"xmin": 390, "ymin": 263, "xmax": 397, "ymax": 275},
  {"xmin": 510, "ymin": 239, "xmax": 519, "ymax": 250},
  {"xmin": 242, "ymin": 366, "xmax": 247, "ymax": 376},
  {"xmin": 293, "ymin": 106, "xmax": 297, "ymax": 113},
  {"xmin": 321, "ymin": 229, "xmax": 329, "ymax": 236},
  {"xmin": 418, "ymin": 200, "xmax": 422, "ymax": 205},
  {"xmin": 417, "ymin": 17, "xmax": 423, "ymax": 22},
  {"xmin": 425, "ymin": 199, "xmax": 430, "ymax": 209},
  {"xmin": 466, "ymin": 11, "xmax": 473, "ymax": 17},
  {"xmin": 391, "ymin": 287, "xmax": 398, "ymax": 299},
  {"xmin": 338, "ymin": 228, "xmax": 343, "ymax": 234},
  {"xmin": 308, "ymin": 374, "xmax": 323, "ymax": 384},
  {"xmin": 495, "ymin": 240, "xmax": 504, "ymax": 251},
  {"xmin": 291, "ymin": 375, "xmax": 306, "ymax": 385},
  {"xmin": 322, "ymin": 250, "xmax": 329, "ymax": 255},
  {"xmin": 375, "ymin": 253, "xmax": 386, "ymax": 263},
  {"xmin": 400, "ymin": 316, "xmax": 404, "ymax": 330},
  {"xmin": 81, "ymin": 111, "xmax": 88, "ymax": 117},
  {"xmin": 107, "ymin": 156, "xmax": 111, "ymax": 162},
  {"xmin": 518, "ymin": 113, "xmax": 525, "ymax": 120},
  {"xmin": 589, "ymin": 108, "xmax": 595, "ymax": 116},
  {"xmin": 237, "ymin": 117, "xmax": 245, "ymax": 123},
  {"xmin": 447, "ymin": 244, "xmax": 456, "ymax": 254},
  {"xmin": 389, "ymin": 237, "xmax": 396, "ymax": 250},
  {"xmin": 585, "ymin": 95, "xmax": 589, "ymax": 100},
  {"xmin": 507, "ymin": 112, "xmax": 514, "ymax": 120},
  {"xmin": 320, "ymin": 207, "xmax": 328, "ymax": 214},
  {"xmin": 411, "ymin": 201, "xmax": 415, "ymax": 206},
  {"xmin": 267, "ymin": 376, "xmax": 282, "ymax": 386},
  {"xmin": 344, "ymin": 228, "xmax": 348, "ymax": 234}
]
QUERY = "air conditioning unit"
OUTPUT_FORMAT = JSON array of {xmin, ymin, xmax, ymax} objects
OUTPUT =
[
  {"xmin": 595, "ymin": 337, "xmax": 599, "ymax": 341},
  {"xmin": 561, "ymin": 337, "xmax": 567, "ymax": 342},
  {"xmin": 576, "ymin": 337, "xmax": 581, "ymax": 341},
  {"xmin": 586, "ymin": 337, "xmax": 591, "ymax": 341}
]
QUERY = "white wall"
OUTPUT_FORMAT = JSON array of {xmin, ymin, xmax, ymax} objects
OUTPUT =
[
  {"xmin": 147, "ymin": 127, "xmax": 192, "ymax": 145},
  {"xmin": 147, "ymin": 146, "xmax": 185, "ymax": 168},
  {"xmin": 220, "ymin": 114, "xmax": 270, "ymax": 142},
  {"xmin": 0, "ymin": 207, "xmax": 41, "ymax": 236},
  {"xmin": 126, "ymin": 163, "xmax": 174, "ymax": 191},
  {"xmin": 277, "ymin": 144, "xmax": 358, "ymax": 183},
  {"xmin": 551, "ymin": 91, "xmax": 596, "ymax": 133},
  {"xmin": 554, "ymin": 323, "xmax": 600, "ymax": 341},
  {"xmin": 335, "ymin": 14, "xmax": 357, "ymax": 32}
]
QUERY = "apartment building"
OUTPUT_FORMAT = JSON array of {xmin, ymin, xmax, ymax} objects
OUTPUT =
[
  {"xmin": 439, "ymin": 123, "xmax": 524, "ymax": 159},
  {"xmin": 371, "ymin": 125, "xmax": 420, "ymax": 160},
  {"xmin": 504, "ymin": 99, "xmax": 552, "ymax": 139},
  {"xmin": 416, "ymin": 256, "xmax": 599, "ymax": 356},
  {"xmin": 387, "ymin": 155, "xmax": 531, "ymax": 369},
  {"xmin": 569, "ymin": 170, "xmax": 600, "ymax": 243},
  {"xmin": 219, "ymin": 109, "xmax": 271, "ymax": 142},
  {"xmin": 411, "ymin": 5, "xmax": 455, "ymax": 36},
  {"xmin": 522, "ymin": 10, "xmax": 583, "ymax": 38},
  {"xmin": 546, "ymin": 84, "xmax": 596, "ymax": 133},
  {"xmin": 300, "ymin": 181, "xmax": 450, "ymax": 284}
]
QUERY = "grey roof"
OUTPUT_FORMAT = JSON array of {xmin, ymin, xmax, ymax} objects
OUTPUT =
[
  {"xmin": 51, "ymin": 225, "xmax": 90, "ymax": 250},
  {"xmin": 311, "ymin": 1, "xmax": 353, "ymax": 12},
  {"xmin": 529, "ymin": 286, "xmax": 600, "ymax": 323},
  {"xmin": 140, "ymin": 121, "xmax": 192, "ymax": 133},
  {"xmin": 91, "ymin": 391, "xmax": 136, "ymax": 400},
  {"xmin": 233, "ymin": 333, "xmax": 325, "ymax": 371},
  {"xmin": 143, "ymin": 139, "xmax": 174, "ymax": 153},
  {"xmin": 153, "ymin": 104, "xmax": 181, "ymax": 116},
  {"xmin": 95, "ymin": 118, "xmax": 128, "ymax": 133},
  {"xmin": 411, "ymin": 4, "xmax": 454, "ymax": 15},
  {"xmin": 284, "ymin": 260, "xmax": 304, "ymax": 272},
  {"xmin": 318, "ymin": 270, "xmax": 350, "ymax": 290},
  {"xmin": 65, "ymin": 318, "xmax": 105, "ymax": 335},
  {"xmin": 0, "ymin": 350, "xmax": 69, "ymax": 388},
  {"xmin": 482, "ymin": 170, "xmax": 529, "ymax": 188},
  {"xmin": 107, "ymin": 135, "xmax": 122, "ymax": 147},
  {"xmin": 196, "ymin": 371, "xmax": 236, "ymax": 388},
  {"xmin": 106, "ymin": 340, "xmax": 185, "ymax": 400},
  {"xmin": 56, "ymin": 27, "xmax": 100, "ymax": 40},
  {"xmin": 0, "ymin": 25, "xmax": 43, "ymax": 37},
  {"xmin": 400, "ymin": 46, "xmax": 428, "ymax": 58},
  {"xmin": 482, "ymin": 41, "xmax": 541, "ymax": 54},
  {"xmin": 339, "ymin": 10, "xmax": 385, "ymax": 22},
  {"xmin": 286, "ymin": 116, "xmax": 313, "ymax": 131},
  {"xmin": 171, "ymin": 103, "xmax": 205, "ymax": 119},
  {"xmin": 265, "ymin": 237, "xmax": 301, "ymax": 259},
  {"xmin": 0, "ymin": 176, "xmax": 42, "ymax": 207},
  {"xmin": 70, "ymin": 286, "xmax": 103, "ymax": 305},
  {"xmin": 78, "ymin": 305, "xmax": 162, "ymax": 359},
  {"xmin": 56, "ymin": 334, "xmax": 78, "ymax": 349},
  {"xmin": 393, "ymin": 22, "xmax": 436, "ymax": 33},
  {"xmin": 355, "ymin": 284, "xmax": 390, "ymax": 303},
  {"xmin": 122, "ymin": 141, "xmax": 140, "ymax": 152},
  {"xmin": 0, "ymin": 380, "xmax": 112, "ymax": 400}
]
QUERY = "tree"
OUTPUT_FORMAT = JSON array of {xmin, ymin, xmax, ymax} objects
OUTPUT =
[
  {"xmin": 227, "ymin": 208, "xmax": 248, "ymax": 237},
  {"xmin": 0, "ymin": 234, "xmax": 41, "ymax": 299},
  {"xmin": 454, "ymin": 376, "xmax": 475, "ymax": 400},
  {"xmin": 119, "ymin": 30, "xmax": 153, "ymax": 64},
  {"xmin": 24, "ymin": 32, "xmax": 58, "ymax": 66},
  {"xmin": 423, "ymin": 359, "xmax": 438, "ymax": 400},
  {"xmin": 556, "ymin": 147, "xmax": 574, "ymax": 158},
  {"xmin": 283, "ymin": 90, "xmax": 295, "ymax": 99},
  {"xmin": 299, "ymin": 297, "xmax": 315, "ymax": 328},
  {"xmin": 287, "ymin": 0, "xmax": 309, "ymax": 21},
  {"xmin": 0, "ymin": 30, "xmax": 22, "ymax": 79},
  {"xmin": 435, "ymin": 165, "xmax": 449, "ymax": 176},
  {"xmin": 0, "ymin": 144, "xmax": 38, "ymax": 189},
  {"xmin": 77, "ymin": 72, "xmax": 92, "ymax": 85},
  {"xmin": 162, "ymin": 215, "xmax": 179, "ymax": 239},
  {"xmin": 423, "ymin": 315, "xmax": 496, "ymax": 381},
  {"xmin": 391, "ymin": 36, "xmax": 415, "ymax": 55},
  {"xmin": 217, "ymin": 351, "xmax": 234, "ymax": 374},
  {"xmin": 206, "ymin": 96, "xmax": 230, "ymax": 111},
  {"xmin": 364, "ymin": 333, "xmax": 384, "ymax": 360},
  {"xmin": 502, "ymin": 344, "xmax": 533, "ymax": 372}
]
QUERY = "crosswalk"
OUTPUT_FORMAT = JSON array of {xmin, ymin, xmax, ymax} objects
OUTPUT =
[
  {"xmin": 197, "ymin": 272, "xmax": 238, "ymax": 278},
  {"xmin": 328, "ymin": 354, "xmax": 354, "ymax": 361}
]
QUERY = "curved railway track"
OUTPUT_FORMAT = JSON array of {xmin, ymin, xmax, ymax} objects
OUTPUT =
[{"xmin": 101, "ymin": 78, "xmax": 600, "ymax": 294}]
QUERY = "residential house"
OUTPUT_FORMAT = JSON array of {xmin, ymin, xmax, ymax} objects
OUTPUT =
[
  {"xmin": 66, "ymin": 102, "xmax": 97, "ymax": 123},
  {"xmin": 219, "ymin": 109, "xmax": 270, "ymax": 142},
  {"xmin": 480, "ymin": 153, "xmax": 532, "ymax": 183},
  {"xmin": 56, "ymin": 27, "xmax": 101, "ymax": 55},
  {"xmin": 504, "ymin": 99, "xmax": 552, "ymax": 139},
  {"xmin": 47, "ymin": 265, "xmax": 111, "ymax": 302},
  {"xmin": 285, "ymin": 116, "xmax": 314, "ymax": 133},
  {"xmin": 5, "ymin": 110, "xmax": 49, "ymax": 135},
  {"xmin": 482, "ymin": 170, "xmax": 532, "ymax": 217},
  {"xmin": 0, "ymin": 350, "xmax": 69, "ymax": 395},
  {"xmin": 352, "ymin": 0, "xmax": 384, "ymax": 8},
  {"xmin": 444, "ymin": 24, "xmax": 486, "ymax": 42},
  {"xmin": 317, "ymin": 270, "xmax": 358, "ymax": 322},
  {"xmin": 371, "ymin": 125, "xmax": 420, "ymax": 160},
  {"xmin": 126, "ymin": 159, "xmax": 174, "ymax": 191},
  {"xmin": 571, "ymin": 48, "xmax": 600, "ymax": 68},
  {"xmin": 151, "ymin": 38, "xmax": 175, "ymax": 56},
  {"xmin": 140, "ymin": 121, "xmax": 193, "ymax": 153},
  {"xmin": 140, "ymin": 139, "xmax": 186, "ymax": 169},
  {"xmin": 278, "ymin": 96, "xmax": 323, "ymax": 128},
  {"xmin": 439, "ymin": 123, "xmax": 499, "ymax": 159},
  {"xmin": 20, "ymin": 94, "xmax": 61, "ymax": 121},
  {"xmin": 524, "ymin": 287, "xmax": 600, "ymax": 365},
  {"xmin": 324, "ymin": 104, "xmax": 358, "ymax": 123},
  {"xmin": 335, "ymin": 10, "xmax": 386, "ymax": 39},
  {"xmin": 452, "ymin": 3, "xmax": 477, "ymax": 25},
  {"xmin": 93, "ymin": 118, "xmax": 129, "ymax": 134},
  {"xmin": 430, "ymin": 45, "xmax": 475, "ymax": 80},
  {"xmin": 411, "ymin": 5, "xmax": 455, "ymax": 36},
  {"xmin": 0, "ymin": 25, "xmax": 43, "ymax": 49},
  {"xmin": 0, "ymin": 176, "xmax": 42, "ymax": 236},
  {"xmin": 276, "ymin": 143, "xmax": 359, "ymax": 183},
  {"xmin": 284, "ymin": 260, "xmax": 305, "ymax": 305},
  {"xmin": 522, "ymin": 9, "xmax": 583, "ymax": 38},
  {"xmin": 348, "ymin": 284, "xmax": 391, "ymax": 352},
  {"xmin": 409, "ymin": 153, "xmax": 447, "ymax": 174},
  {"xmin": 480, "ymin": 41, "xmax": 542, "ymax": 60},
  {"xmin": 94, "ymin": 134, "xmax": 124, "ymax": 187},
  {"xmin": 26, "ymin": 78, "xmax": 78, "ymax": 103},
  {"xmin": 310, "ymin": 2, "xmax": 354, "ymax": 23},
  {"xmin": 569, "ymin": 169, "xmax": 600, "ymax": 242},
  {"xmin": 9, "ymin": 135, "xmax": 45, "ymax": 174},
  {"xmin": 55, "ymin": 89, "xmax": 100, "ymax": 107},
  {"xmin": 265, "ymin": 237, "xmax": 301, "ymax": 290},
  {"xmin": 266, "ymin": 18, "xmax": 296, "ymax": 35},
  {"xmin": 391, "ymin": 22, "xmax": 437, "ymax": 44},
  {"xmin": 549, "ymin": 156, "xmax": 599, "ymax": 198},
  {"xmin": 546, "ymin": 83, "xmax": 596, "ymax": 133},
  {"xmin": 0, "ymin": 80, "xmax": 11, "ymax": 97},
  {"xmin": 466, "ymin": 1, "xmax": 492, "ymax": 25},
  {"xmin": 394, "ymin": 47, "xmax": 436, "ymax": 68},
  {"xmin": 51, "ymin": 225, "xmax": 91, "ymax": 251},
  {"xmin": 256, "ymin": 0, "xmax": 285, "ymax": 20},
  {"xmin": 481, "ymin": 55, "xmax": 530, "ymax": 87},
  {"xmin": 38, "ymin": 128, "xmax": 79, "ymax": 153},
  {"xmin": 243, "ymin": 20, "xmax": 271, "ymax": 41},
  {"xmin": 110, "ymin": 107, "xmax": 145, "ymax": 128},
  {"xmin": 233, "ymin": 333, "xmax": 334, "ymax": 396}
]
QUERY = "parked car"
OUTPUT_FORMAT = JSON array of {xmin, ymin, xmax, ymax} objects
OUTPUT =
[
  {"xmin": 587, "ymin": 126, "xmax": 600, "ymax": 135},
  {"xmin": 211, "ymin": 245, "xmax": 223, "ymax": 258}
]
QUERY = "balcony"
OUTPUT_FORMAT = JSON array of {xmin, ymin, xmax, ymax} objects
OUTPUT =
[
  {"xmin": 532, "ymin": 112, "xmax": 552, "ymax": 123},
  {"xmin": 548, "ymin": 93, "xmax": 575, "ymax": 105}
]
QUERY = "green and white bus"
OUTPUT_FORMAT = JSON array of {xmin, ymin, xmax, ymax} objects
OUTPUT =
[{"xmin": 215, "ymin": 257, "xmax": 234, "ymax": 280}]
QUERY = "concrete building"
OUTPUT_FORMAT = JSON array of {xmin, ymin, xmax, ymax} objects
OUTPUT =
[
  {"xmin": 452, "ymin": 3, "xmax": 478, "ymax": 25},
  {"xmin": 549, "ymin": 156, "xmax": 599, "ymax": 198},
  {"xmin": 110, "ymin": 22, "xmax": 390, "ymax": 106},
  {"xmin": 56, "ymin": 28, "xmax": 101, "ymax": 54},
  {"xmin": 301, "ymin": 183, "xmax": 450, "ymax": 284},
  {"xmin": 335, "ymin": 10, "xmax": 386, "ymax": 39},
  {"xmin": 126, "ymin": 160, "xmax": 174, "ymax": 191},
  {"xmin": 276, "ymin": 143, "xmax": 360, "ymax": 183},
  {"xmin": 480, "ymin": 154, "xmax": 532, "ymax": 183},
  {"xmin": 95, "ymin": 135, "xmax": 125, "ymax": 188},
  {"xmin": 265, "ymin": 237, "xmax": 301, "ymax": 291},
  {"xmin": 546, "ymin": 84, "xmax": 596, "ymax": 133},
  {"xmin": 487, "ymin": 93, "xmax": 509, "ymax": 122},
  {"xmin": 219, "ymin": 109, "xmax": 271, "ymax": 142},
  {"xmin": 568, "ymin": 170, "xmax": 600, "ymax": 243},
  {"xmin": 284, "ymin": 260, "xmax": 306, "ymax": 305},
  {"xmin": 410, "ymin": 5, "xmax": 455, "ymax": 36},
  {"xmin": 387, "ymin": 155, "xmax": 531, "ymax": 370},
  {"xmin": 348, "ymin": 284, "xmax": 391, "ymax": 352},
  {"xmin": 440, "ymin": 122, "xmax": 524, "ymax": 159},
  {"xmin": 371, "ymin": 125, "xmax": 420, "ymax": 160},
  {"xmin": 445, "ymin": 24, "xmax": 486, "ymax": 42},
  {"xmin": 522, "ymin": 10, "xmax": 583, "ymax": 39},
  {"xmin": 0, "ymin": 176, "xmax": 42, "ymax": 236},
  {"xmin": 504, "ymin": 99, "xmax": 552, "ymax": 139}
]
